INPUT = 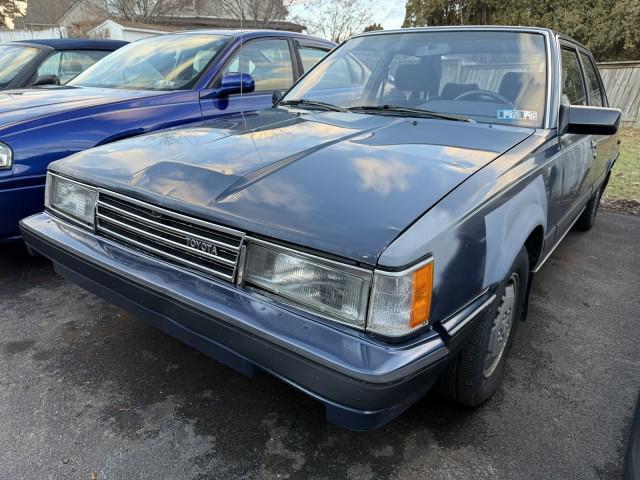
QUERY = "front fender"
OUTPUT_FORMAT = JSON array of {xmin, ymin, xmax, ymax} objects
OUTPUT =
[{"xmin": 483, "ymin": 175, "xmax": 547, "ymax": 286}]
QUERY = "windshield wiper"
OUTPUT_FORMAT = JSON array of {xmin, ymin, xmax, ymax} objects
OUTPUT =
[
  {"xmin": 348, "ymin": 105, "xmax": 472, "ymax": 122},
  {"xmin": 279, "ymin": 99, "xmax": 348, "ymax": 112}
]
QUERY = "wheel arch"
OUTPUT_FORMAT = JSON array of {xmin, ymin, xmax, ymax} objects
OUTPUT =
[{"xmin": 524, "ymin": 224, "xmax": 545, "ymax": 271}]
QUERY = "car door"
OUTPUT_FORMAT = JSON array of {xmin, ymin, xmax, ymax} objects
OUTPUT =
[
  {"xmin": 558, "ymin": 44, "xmax": 594, "ymax": 232},
  {"xmin": 200, "ymin": 37, "xmax": 298, "ymax": 118},
  {"xmin": 578, "ymin": 49, "xmax": 614, "ymax": 188}
]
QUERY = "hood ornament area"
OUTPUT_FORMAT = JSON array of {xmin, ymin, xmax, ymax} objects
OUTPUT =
[{"xmin": 186, "ymin": 237, "xmax": 218, "ymax": 256}]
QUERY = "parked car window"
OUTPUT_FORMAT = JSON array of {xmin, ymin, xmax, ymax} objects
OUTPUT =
[
  {"xmin": 69, "ymin": 34, "xmax": 230, "ymax": 91},
  {"xmin": 298, "ymin": 45, "xmax": 328, "ymax": 72},
  {"xmin": 579, "ymin": 52, "xmax": 604, "ymax": 107},
  {"xmin": 561, "ymin": 48, "xmax": 586, "ymax": 106},
  {"xmin": 37, "ymin": 50, "xmax": 111, "ymax": 84},
  {"xmin": 222, "ymin": 39, "xmax": 294, "ymax": 92},
  {"xmin": 0, "ymin": 45, "xmax": 39, "ymax": 87},
  {"xmin": 284, "ymin": 31, "xmax": 547, "ymax": 127}
]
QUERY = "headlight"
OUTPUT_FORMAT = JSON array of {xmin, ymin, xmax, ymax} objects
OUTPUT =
[
  {"xmin": 242, "ymin": 242, "xmax": 372, "ymax": 327},
  {"xmin": 46, "ymin": 173, "xmax": 97, "ymax": 227},
  {"xmin": 0, "ymin": 142, "xmax": 12, "ymax": 169},
  {"xmin": 367, "ymin": 259, "xmax": 434, "ymax": 336},
  {"xmin": 242, "ymin": 240, "xmax": 434, "ymax": 336}
]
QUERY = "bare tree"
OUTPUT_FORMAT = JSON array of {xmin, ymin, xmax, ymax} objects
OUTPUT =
[
  {"xmin": 218, "ymin": 0, "xmax": 295, "ymax": 28},
  {"xmin": 1, "ymin": 0, "xmax": 26, "ymax": 28},
  {"xmin": 293, "ymin": 0, "xmax": 374, "ymax": 42}
]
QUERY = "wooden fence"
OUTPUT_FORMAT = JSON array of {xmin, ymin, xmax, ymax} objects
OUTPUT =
[{"xmin": 598, "ymin": 61, "xmax": 640, "ymax": 129}]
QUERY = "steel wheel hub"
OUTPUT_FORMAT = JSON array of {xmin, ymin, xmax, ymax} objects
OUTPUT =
[{"xmin": 484, "ymin": 273, "xmax": 519, "ymax": 378}]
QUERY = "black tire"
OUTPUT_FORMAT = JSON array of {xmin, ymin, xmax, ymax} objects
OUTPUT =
[
  {"xmin": 575, "ymin": 182, "xmax": 604, "ymax": 231},
  {"xmin": 439, "ymin": 248, "xmax": 529, "ymax": 406}
]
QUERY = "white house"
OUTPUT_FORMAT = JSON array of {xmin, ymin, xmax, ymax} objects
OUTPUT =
[{"xmin": 88, "ymin": 19, "xmax": 177, "ymax": 41}]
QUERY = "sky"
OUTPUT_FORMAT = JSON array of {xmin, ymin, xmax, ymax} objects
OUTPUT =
[
  {"xmin": 378, "ymin": 0, "xmax": 407, "ymax": 29},
  {"xmin": 288, "ymin": 0, "xmax": 407, "ymax": 33}
]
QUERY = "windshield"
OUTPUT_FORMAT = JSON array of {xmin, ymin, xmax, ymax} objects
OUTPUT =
[
  {"xmin": 69, "ymin": 34, "xmax": 230, "ymax": 91},
  {"xmin": 283, "ymin": 31, "xmax": 548, "ymax": 127},
  {"xmin": 0, "ymin": 45, "xmax": 39, "ymax": 87}
]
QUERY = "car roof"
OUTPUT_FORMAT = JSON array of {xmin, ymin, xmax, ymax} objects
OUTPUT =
[
  {"xmin": 12, "ymin": 38, "xmax": 128, "ymax": 51},
  {"xmin": 173, "ymin": 29, "xmax": 334, "ymax": 45},
  {"xmin": 353, "ymin": 25, "xmax": 588, "ymax": 50}
]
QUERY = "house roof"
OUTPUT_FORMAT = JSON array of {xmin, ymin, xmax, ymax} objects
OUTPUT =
[
  {"xmin": 154, "ymin": 16, "xmax": 305, "ymax": 33},
  {"xmin": 17, "ymin": 0, "xmax": 77, "ymax": 27}
]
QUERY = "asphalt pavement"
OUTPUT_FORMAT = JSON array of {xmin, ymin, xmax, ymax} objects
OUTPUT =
[{"xmin": 0, "ymin": 212, "xmax": 638, "ymax": 479}]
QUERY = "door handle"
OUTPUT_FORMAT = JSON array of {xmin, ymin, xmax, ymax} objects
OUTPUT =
[{"xmin": 591, "ymin": 138, "xmax": 597, "ymax": 159}]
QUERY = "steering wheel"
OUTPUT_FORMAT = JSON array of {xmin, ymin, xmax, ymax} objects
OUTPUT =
[{"xmin": 454, "ymin": 89, "xmax": 514, "ymax": 107}]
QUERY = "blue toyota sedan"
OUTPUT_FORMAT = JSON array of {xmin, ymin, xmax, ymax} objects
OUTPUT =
[
  {"xmin": 0, "ymin": 30, "xmax": 333, "ymax": 241},
  {"xmin": 22, "ymin": 27, "xmax": 620, "ymax": 430}
]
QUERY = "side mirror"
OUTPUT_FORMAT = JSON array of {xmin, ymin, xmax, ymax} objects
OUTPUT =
[
  {"xmin": 33, "ymin": 74, "xmax": 60, "ymax": 87},
  {"xmin": 272, "ymin": 90, "xmax": 283, "ymax": 105},
  {"xmin": 559, "ymin": 104, "xmax": 621, "ymax": 136},
  {"xmin": 218, "ymin": 72, "xmax": 255, "ymax": 97}
]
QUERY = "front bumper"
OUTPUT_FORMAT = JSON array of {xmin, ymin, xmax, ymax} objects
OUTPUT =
[
  {"xmin": 0, "ymin": 174, "xmax": 46, "ymax": 240},
  {"xmin": 21, "ymin": 213, "xmax": 482, "ymax": 430}
]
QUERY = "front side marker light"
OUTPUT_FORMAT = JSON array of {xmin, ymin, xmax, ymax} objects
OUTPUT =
[
  {"xmin": 367, "ymin": 259, "xmax": 434, "ymax": 336},
  {"xmin": 410, "ymin": 261, "xmax": 434, "ymax": 328}
]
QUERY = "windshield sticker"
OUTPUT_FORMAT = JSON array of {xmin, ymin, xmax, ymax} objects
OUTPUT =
[{"xmin": 497, "ymin": 110, "xmax": 538, "ymax": 121}]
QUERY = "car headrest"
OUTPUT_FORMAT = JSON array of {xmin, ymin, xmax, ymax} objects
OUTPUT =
[
  {"xmin": 395, "ymin": 63, "xmax": 428, "ymax": 92},
  {"xmin": 394, "ymin": 58, "xmax": 441, "ymax": 96},
  {"xmin": 440, "ymin": 82, "xmax": 479, "ymax": 99},
  {"xmin": 499, "ymin": 72, "xmax": 545, "ymax": 105},
  {"xmin": 62, "ymin": 61, "xmax": 83, "ymax": 75}
]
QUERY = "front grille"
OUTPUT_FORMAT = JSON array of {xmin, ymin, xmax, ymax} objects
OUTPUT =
[{"xmin": 95, "ymin": 192, "xmax": 244, "ymax": 282}]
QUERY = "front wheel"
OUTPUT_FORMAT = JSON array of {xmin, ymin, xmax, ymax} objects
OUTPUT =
[{"xmin": 439, "ymin": 248, "xmax": 529, "ymax": 406}]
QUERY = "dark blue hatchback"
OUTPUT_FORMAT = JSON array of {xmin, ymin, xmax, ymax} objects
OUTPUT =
[{"xmin": 0, "ymin": 30, "xmax": 334, "ymax": 241}]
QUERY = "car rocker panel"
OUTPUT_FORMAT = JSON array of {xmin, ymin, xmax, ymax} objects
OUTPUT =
[{"xmin": 21, "ymin": 27, "xmax": 620, "ymax": 429}]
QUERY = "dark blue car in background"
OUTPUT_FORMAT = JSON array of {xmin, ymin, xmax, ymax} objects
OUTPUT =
[
  {"xmin": 0, "ymin": 38, "xmax": 127, "ymax": 89},
  {"xmin": 0, "ymin": 30, "xmax": 334, "ymax": 241}
]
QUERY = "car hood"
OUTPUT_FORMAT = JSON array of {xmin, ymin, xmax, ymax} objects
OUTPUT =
[
  {"xmin": 52, "ymin": 108, "xmax": 534, "ymax": 265},
  {"xmin": 0, "ymin": 86, "xmax": 166, "ymax": 128}
]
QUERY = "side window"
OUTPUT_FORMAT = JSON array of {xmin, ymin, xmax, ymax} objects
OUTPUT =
[
  {"xmin": 58, "ymin": 50, "xmax": 109, "ymax": 83},
  {"xmin": 561, "ymin": 48, "xmax": 586, "ymax": 106},
  {"xmin": 38, "ymin": 50, "xmax": 109, "ymax": 83},
  {"xmin": 579, "ymin": 52, "xmax": 604, "ymax": 107},
  {"xmin": 37, "ymin": 51, "xmax": 62, "ymax": 78},
  {"xmin": 298, "ymin": 45, "xmax": 329, "ymax": 72},
  {"xmin": 222, "ymin": 39, "xmax": 294, "ymax": 93}
]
